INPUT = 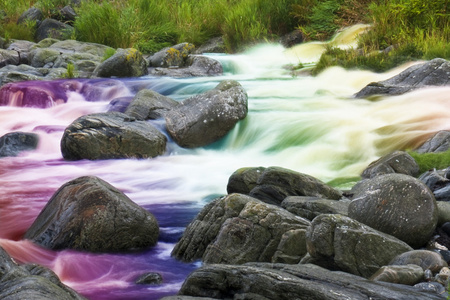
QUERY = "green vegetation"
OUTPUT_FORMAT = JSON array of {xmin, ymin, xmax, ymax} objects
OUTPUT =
[
  {"xmin": 408, "ymin": 150, "xmax": 450, "ymax": 174},
  {"xmin": 62, "ymin": 62, "xmax": 77, "ymax": 78}
]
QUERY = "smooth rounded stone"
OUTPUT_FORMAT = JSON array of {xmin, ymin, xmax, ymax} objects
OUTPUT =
[
  {"xmin": 194, "ymin": 37, "xmax": 226, "ymax": 54},
  {"xmin": 107, "ymin": 97, "xmax": 134, "ymax": 113},
  {"xmin": 29, "ymin": 48, "xmax": 61, "ymax": 68},
  {"xmin": 416, "ymin": 130, "xmax": 450, "ymax": 154},
  {"xmin": 0, "ymin": 49, "xmax": 20, "ymax": 68},
  {"xmin": 248, "ymin": 166, "xmax": 342, "ymax": 206},
  {"xmin": 172, "ymin": 193, "xmax": 310, "ymax": 265},
  {"xmin": 93, "ymin": 48, "xmax": 148, "ymax": 78},
  {"xmin": 125, "ymin": 89, "xmax": 179, "ymax": 120},
  {"xmin": 148, "ymin": 43, "xmax": 195, "ymax": 68},
  {"xmin": 135, "ymin": 272, "xmax": 163, "ymax": 285},
  {"xmin": 348, "ymin": 173, "xmax": 438, "ymax": 248},
  {"xmin": 281, "ymin": 196, "xmax": 349, "ymax": 220},
  {"xmin": 389, "ymin": 250, "xmax": 448, "ymax": 273},
  {"xmin": 414, "ymin": 282, "xmax": 446, "ymax": 296},
  {"xmin": 60, "ymin": 112, "xmax": 167, "ymax": 160},
  {"xmin": 355, "ymin": 58, "xmax": 450, "ymax": 98},
  {"xmin": 0, "ymin": 246, "xmax": 86, "ymax": 300},
  {"xmin": 227, "ymin": 166, "xmax": 267, "ymax": 194},
  {"xmin": 165, "ymin": 80, "xmax": 247, "ymax": 148},
  {"xmin": 437, "ymin": 202, "xmax": 450, "ymax": 226},
  {"xmin": 17, "ymin": 7, "xmax": 44, "ymax": 25},
  {"xmin": 361, "ymin": 151, "xmax": 419, "ymax": 179},
  {"xmin": 6, "ymin": 40, "xmax": 36, "ymax": 64},
  {"xmin": 49, "ymin": 40, "xmax": 114, "ymax": 58},
  {"xmin": 177, "ymin": 263, "xmax": 444, "ymax": 300},
  {"xmin": 0, "ymin": 132, "xmax": 39, "ymax": 157},
  {"xmin": 369, "ymin": 264, "xmax": 424, "ymax": 285},
  {"xmin": 435, "ymin": 267, "xmax": 450, "ymax": 285},
  {"xmin": 306, "ymin": 214, "xmax": 413, "ymax": 278},
  {"xmin": 24, "ymin": 176, "xmax": 159, "ymax": 252},
  {"xmin": 149, "ymin": 55, "xmax": 223, "ymax": 77},
  {"xmin": 35, "ymin": 19, "xmax": 74, "ymax": 42},
  {"xmin": 419, "ymin": 168, "xmax": 450, "ymax": 202}
]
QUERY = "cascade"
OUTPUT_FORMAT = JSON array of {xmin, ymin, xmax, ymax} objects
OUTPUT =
[{"xmin": 0, "ymin": 25, "xmax": 449, "ymax": 299}]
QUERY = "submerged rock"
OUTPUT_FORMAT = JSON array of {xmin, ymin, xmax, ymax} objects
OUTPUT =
[
  {"xmin": 24, "ymin": 176, "xmax": 159, "ymax": 252},
  {"xmin": 172, "ymin": 193, "xmax": 310, "ymax": 264},
  {"xmin": 0, "ymin": 132, "xmax": 39, "ymax": 157},
  {"xmin": 348, "ymin": 174, "xmax": 438, "ymax": 248},
  {"xmin": 176, "ymin": 263, "xmax": 443, "ymax": 300},
  {"xmin": 355, "ymin": 58, "xmax": 450, "ymax": 98},
  {"xmin": 0, "ymin": 246, "xmax": 86, "ymax": 299},
  {"xmin": 165, "ymin": 80, "xmax": 247, "ymax": 148},
  {"xmin": 61, "ymin": 112, "xmax": 166, "ymax": 160}
]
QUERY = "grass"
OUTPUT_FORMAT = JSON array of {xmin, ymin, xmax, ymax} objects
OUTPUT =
[{"xmin": 408, "ymin": 149, "xmax": 450, "ymax": 174}]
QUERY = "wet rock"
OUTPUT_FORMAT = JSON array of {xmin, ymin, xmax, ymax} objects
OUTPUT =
[
  {"xmin": 306, "ymin": 214, "xmax": 413, "ymax": 278},
  {"xmin": 370, "ymin": 264, "xmax": 424, "ymax": 285},
  {"xmin": 0, "ymin": 246, "xmax": 86, "ymax": 299},
  {"xmin": 361, "ymin": 150, "xmax": 419, "ymax": 179},
  {"xmin": 226, "ymin": 166, "xmax": 267, "ymax": 194},
  {"xmin": 415, "ymin": 130, "xmax": 450, "ymax": 153},
  {"xmin": 149, "ymin": 56, "xmax": 223, "ymax": 77},
  {"xmin": 148, "ymin": 43, "xmax": 195, "ymax": 68},
  {"xmin": 281, "ymin": 196, "xmax": 349, "ymax": 220},
  {"xmin": 194, "ymin": 37, "xmax": 226, "ymax": 54},
  {"xmin": 414, "ymin": 282, "xmax": 446, "ymax": 296},
  {"xmin": 0, "ymin": 132, "xmax": 39, "ymax": 157},
  {"xmin": 35, "ymin": 19, "xmax": 74, "ymax": 42},
  {"xmin": 125, "ymin": 89, "xmax": 179, "ymax": 120},
  {"xmin": 355, "ymin": 58, "xmax": 450, "ymax": 98},
  {"xmin": 437, "ymin": 202, "xmax": 450, "ymax": 226},
  {"xmin": 24, "ymin": 176, "xmax": 159, "ymax": 252},
  {"xmin": 93, "ymin": 48, "xmax": 148, "ymax": 78},
  {"xmin": 0, "ymin": 64, "xmax": 67, "ymax": 87},
  {"xmin": 348, "ymin": 173, "xmax": 438, "ymax": 248},
  {"xmin": 389, "ymin": 250, "xmax": 448, "ymax": 273},
  {"xmin": 177, "ymin": 263, "xmax": 444, "ymax": 300},
  {"xmin": 61, "ymin": 112, "xmax": 167, "ymax": 160},
  {"xmin": 234, "ymin": 166, "xmax": 342, "ymax": 206},
  {"xmin": 165, "ymin": 80, "xmax": 247, "ymax": 148},
  {"xmin": 135, "ymin": 272, "xmax": 163, "ymax": 285},
  {"xmin": 172, "ymin": 193, "xmax": 310, "ymax": 264}
]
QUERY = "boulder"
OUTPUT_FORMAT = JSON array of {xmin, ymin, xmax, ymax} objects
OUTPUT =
[
  {"xmin": 419, "ymin": 168, "xmax": 450, "ymax": 202},
  {"xmin": 0, "ymin": 246, "xmax": 86, "ymax": 299},
  {"xmin": 35, "ymin": 19, "xmax": 74, "ymax": 42},
  {"xmin": 389, "ymin": 250, "xmax": 448, "ymax": 273},
  {"xmin": 59, "ymin": 6, "xmax": 77, "ymax": 23},
  {"xmin": 148, "ymin": 43, "xmax": 195, "ymax": 68},
  {"xmin": 172, "ymin": 193, "xmax": 310, "ymax": 264},
  {"xmin": 0, "ymin": 132, "xmax": 39, "ymax": 157},
  {"xmin": 6, "ymin": 40, "xmax": 36, "ymax": 64},
  {"xmin": 306, "ymin": 214, "xmax": 413, "ymax": 278},
  {"xmin": 176, "ymin": 263, "xmax": 444, "ymax": 300},
  {"xmin": 355, "ymin": 58, "xmax": 450, "ymax": 98},
  {"xmin": 24, "ymin": 176, "xmax": 159, "ymax": 252},
  {"xmin": 149, "ymin": 56, "xmax": 223, "ymax": 77},
  {"xmin": 227, "ymin": 166, "xmax": 267, "ymax": 194},
  {"xmin": 279, "ymin": 30, "xmax": 304, "ymax": 48},
  {"xmin": 437, "ymin": 202, "xmax": 450, "ymax": 226},
  {"xmin": 61, "ymin": 112, "xmax": 167, "ymax": 160},
  {"xmin": 0, "ymin": 64, "xmax": 66, "ymax": 87},
  {"xmin": 165, "ymin": 80, "xmax": 247, "ymax": 148},
  {"xmin": 0, "ymin": 49, "xmax": 20, "ymax": 68},
  {"xmin": 29, "ymin": 48, "xmax": 61, "ymax": 68},
  {"xmin": 135, "ymin": 272, "xmax": 163, "ymax": 285},
  {"xmin": 229, "ymin": 166, "xmax": 342, "ymax": 206},
  {"xmin": 93, "ymin": 48, "xmax": 148, "ymax": 78},
  {"xmin": 348, "ymin": 174, "xmax": 438, "ymax": 248},
  {"xmin": 125, "ymin": 89, "xmax": 179, "ymax": 120},
  {"xmin": 17, "ymin": 7, "xmax": 44, "ymax": 26},
  {"xmin": 194, "ymin": 37, "xmax": 226, "ymax": 54},
  {"xmin": 361, "ymin": 150, "xmax": 419, "ymax": 179},
  {"xmin": 281, "ymin": 196, "xmax": 349, "ymax": 220},
  {"xmin": 415, "ymin": 130, "xmax": 450, "ymax": 153},
  {"xmin": 370, "ymin": 264, "xmax": 424, "ymax": 285}
]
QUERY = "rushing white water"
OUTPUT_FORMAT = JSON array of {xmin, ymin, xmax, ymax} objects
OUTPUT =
[{"xmin": 1, "ymin": 26, "xmax": 449, "ymax": 299}]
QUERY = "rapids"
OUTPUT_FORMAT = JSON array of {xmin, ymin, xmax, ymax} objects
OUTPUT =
[{"xmin": 1, "ymin": 26, "xmax": 449, "ymax": 299}]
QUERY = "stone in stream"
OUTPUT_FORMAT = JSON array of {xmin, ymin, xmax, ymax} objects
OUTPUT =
[
  {"xmin": 93, "ymin": 48, "xmax": 148, "ymax": 78},
  {"xmin": 360, "ymin": 150, "xmax": 420, "ymax": 179},
  {"xmin": 281, "ymin": 196, "xmax": 349, "ymax": 220},
  {"xmin": 24, "ymin": 176, "xmax": 159, "ymax": 252},
  {"xmin": 60, "ymin": 112, "xmax": 166, "ymax": 160},
  {"xmin": 415, "ymin": 130, "xmax": 450, "ymax": 154},
  {"xmin": 125, "ymin": 89, "xmax": 179, "ymax": 120},
  {"xmin": 0, "ymin": 132, "xmax": 39, "ymax": 157},
  {"xmin": 419, "ymin": 168, "xmax": 450, "ymax": 202},
  {"xmin": 0, "ymin": 246, "xmax": 86, "ymax": 299},
  {"xmin": 348, "ymin": 173, "xmax": 438, "ymax": 248},
  {"xmin": 165, "ymin": 80, "xmax": 248, "ymax": 148}
]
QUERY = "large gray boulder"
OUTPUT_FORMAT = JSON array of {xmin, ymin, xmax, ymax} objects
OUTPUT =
[
  {"xmin": 149, "ymin": 56, "xmax": 223, "ymax": 77},
  {"xmin": 306, "ymin": 214, "xmax": 413, "ymax": 278},
  {"xmin": 419, "ymin": 168, "xmax": 450, "ymax": 202},
  {"xmin": 175, "ymin": 263, "xmax": 444, "ymax": 300},
  {"xmin": 389, "ymin": 250, "xmax": 448, "ymax": 273},
  {"xmin": 17, "ymin": 7, "xmax": 44, "ymax": 26},
  {"xmin": 282, "ymin": 196, "xmax": 349, "ymax": 220},
  {"xmin": 0, "ymin": 64, "xmax": 67, "ymax": 87},
  {"xmin": 228, "ymin": 166, "xmax": 342, "ymax": 206},
  {"xmin": 93, "ymin": 48, "xmax": 148, "ymax": 78},
  {"xmin": 415, "ymin": 130, "xmax": 450, "ymax": 153},
  {"xmin": 125, "ymin": 89, "xmax": 179, "ymax": 120},
  {"xmin": 0, "ymin": 132, "xmax": 39, "ymax": 157},
  {"xmin": 148, "ymin": 43, "xmax": 195, "ymax": 68},
  {"xmin": 24, "ymin": 176, "xmax": 159, "ymax": 252},
  {"xmin": 0, "ymin": 246, "xmax": 86, "ymax": 300},
  {"xmin": 348, "ymin": 174, "xmax": 438, "ymax": 248},
  {"xmin": 355, "ymin": 58, "xmax": 450, "ymax": 98},
  {"xmin": 0, "ymin": 49, "xmax": 20, "ymax": 68},
  {"xmin": 6, "ymin": 40, "xmax": 36, "ymax": 64},
  {"xmin": 35, "ymin": 19, "xmax": 74, "ymax": 42},
  {"xmin": 172, "ymin": 193, "xmax": 310, "ymax": 264},
  {"xmin": 361, "ymin": 150, "xmax": 419, "ymax": 179},
  {"xmin": 61, "ymin": 112, "xmax": 166, "ymax": 160},
  {"xmin": 165, "ymin": 80, "xmax": 247, "ymax": 148}
]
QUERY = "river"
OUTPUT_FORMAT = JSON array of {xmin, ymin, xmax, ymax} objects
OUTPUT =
[{"xmin": 1, "ymin": 26, "xmax": 450, "ymax": 299}]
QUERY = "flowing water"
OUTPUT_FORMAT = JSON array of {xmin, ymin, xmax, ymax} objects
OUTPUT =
[{"xmin": 1, "ymin": 26, "xmax": 450, "ymax": 299}]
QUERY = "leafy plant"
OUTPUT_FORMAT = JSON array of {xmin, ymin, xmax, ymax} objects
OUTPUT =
[{"xmin": 62, "ymin": 62, "xmax": 77, "ymax": 78}]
